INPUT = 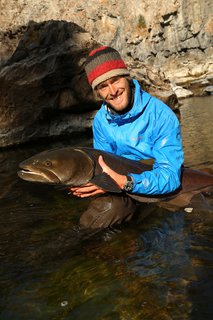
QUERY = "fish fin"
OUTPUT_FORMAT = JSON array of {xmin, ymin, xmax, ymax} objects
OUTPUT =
[{"xmin": 90, "ymin": 173, "xmax": 122, "ymax": 193}]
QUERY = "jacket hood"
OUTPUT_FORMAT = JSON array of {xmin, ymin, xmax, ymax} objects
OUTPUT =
[{"xmin": 103, "ymin": 79, "xmax": 152, "ymax": 125}]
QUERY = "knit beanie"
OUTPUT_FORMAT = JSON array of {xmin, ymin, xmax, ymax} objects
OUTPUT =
[{"xmin": 85, "ymin": 46, "xmax": 130, "ymax": 89}]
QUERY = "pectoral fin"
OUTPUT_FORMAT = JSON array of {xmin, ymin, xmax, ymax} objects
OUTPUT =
[{"xmin": 90, "ymin": 173, "xmax": 122, "ymax": 193}]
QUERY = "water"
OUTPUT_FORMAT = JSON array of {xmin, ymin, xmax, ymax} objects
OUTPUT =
[
  {"xmin": 0, "ymin": 96, "xmax": 212, "ymax": 320},
  {"xmin": 180, "ymin": 96, "xmax": 213, "ymax": 169}
]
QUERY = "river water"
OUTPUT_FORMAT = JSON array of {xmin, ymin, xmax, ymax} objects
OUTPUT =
[{"xmin": 0, "ymin": 96, "xmax": 212, "ymax": 320}]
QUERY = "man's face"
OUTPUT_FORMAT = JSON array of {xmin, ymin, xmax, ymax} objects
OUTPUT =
[{"xmin": 96, "ymin": 76, "xmax": 132, "ymax": 113}]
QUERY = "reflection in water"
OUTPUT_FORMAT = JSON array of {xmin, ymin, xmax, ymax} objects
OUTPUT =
[
  {"xmin": 180, "ymin": 96, "xmax": 213, "ymax": 169},
  {"xmin": 0, "ymin": 97, "xmax": 213, "ymax": 319}
]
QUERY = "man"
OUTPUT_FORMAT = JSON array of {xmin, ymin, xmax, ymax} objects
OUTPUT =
[{"xmin": 70, "ymin": 46, "xmax": 184, "ymax": 228}]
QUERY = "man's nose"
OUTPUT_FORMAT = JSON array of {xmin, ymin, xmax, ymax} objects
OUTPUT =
[{"xmin": 108, "ymin": 83, "xmax": 117, "ymax": 95}]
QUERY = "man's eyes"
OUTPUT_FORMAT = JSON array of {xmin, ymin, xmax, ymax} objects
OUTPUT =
[
  {"xmin": 98, "ymin": 84, "xmax": 107, "ymax": 90},
  {"xmin": 112, "ymin": 77, "xmax": 121, "ymax": 84},
  {"xmin": 97, "ymin": 77, "xmax": 121, "ymax": 90}
]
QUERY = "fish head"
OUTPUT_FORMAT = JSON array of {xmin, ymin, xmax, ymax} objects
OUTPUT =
[{"xmin": 17, "ymin": 147, "xmax": 94, "ymax": 186}]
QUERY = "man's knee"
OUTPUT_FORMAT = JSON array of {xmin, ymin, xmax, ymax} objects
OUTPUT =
[{"xmin": 79, "ymin": 194, "xmax": 137, "ymax": 229}]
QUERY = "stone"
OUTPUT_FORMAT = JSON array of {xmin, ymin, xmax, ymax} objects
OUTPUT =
[
  {"xmin": 0, "ymin": 20, "xmax": 177, "ymax": 147},
  {"xmin": 0, "ymin": 20, "xmax": 98, "ymax": 147},
  {"xmin": 1, "ymin": 0, "xmax": 212, "ymax": 147},
  {"xmin": 172, "ymin": 85, "xmax": 194, "ymax": 99},
  {"xmin": 0, "ymin": 0, "xmax": 212, "ymax": 86},
  {"xmin": 203, "ymin": 86, "xmax": 213, "ymax": 94}
]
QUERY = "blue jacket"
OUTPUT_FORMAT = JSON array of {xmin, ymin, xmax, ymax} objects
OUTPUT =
[{"xmin": 93, "ymin": 79, "xmax": 184, "ymax": 195}]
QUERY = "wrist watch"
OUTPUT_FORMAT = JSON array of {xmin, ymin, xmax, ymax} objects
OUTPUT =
[{"xmin": 122, "ymin": 175, "xmax": 134, "ymax": 192}]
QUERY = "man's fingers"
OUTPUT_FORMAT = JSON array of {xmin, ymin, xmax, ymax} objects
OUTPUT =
[
  {"xmin": 68, "ymin": 180, "xmax": 107, "ymax": 198},
  {"xmin": 74, "ymin": 184, "xmax": 101, "ymax": 193},
  {"xmin": 98, "ymin": 155, "xmax": 110, "ymax": 173},
  {"xmin": 98, "ymin": 155, "xmax": 104, "ymax": 168},
  {"xmin": 73, "ymin": 188, "xmax": 105, "ymax": 198},
  {"xmin": 69, "ymin": 183, "xmax": 93, "ymax": 192},
  {"xmin": 78, "ymin": 189, "xmax": 105, "ymax": 198}
]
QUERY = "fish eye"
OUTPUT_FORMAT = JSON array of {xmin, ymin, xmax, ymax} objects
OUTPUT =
[{"xmin": 44, "ymin": 160, "xmax": 52, "ymax": 167}]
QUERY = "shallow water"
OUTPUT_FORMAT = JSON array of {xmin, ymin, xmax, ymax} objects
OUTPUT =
[{"xmin": 0, "ymin": 96, "xmax": 213, "ymax": 320}]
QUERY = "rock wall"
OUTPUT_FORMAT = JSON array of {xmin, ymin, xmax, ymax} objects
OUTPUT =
[
  {"xmin": 0, "ymin": 20, "xmax": 177, "ymax": 147},
  {"xmin": 1, "ymin": 0, "xmax": 213, "ymax": 85},
  {"xmin": 0, "ymin": 21, "xmax": 97, "ymax": 147},
  {"xmin": 0, "ymin": 0, "xmax": 212, "ymax": 147}
]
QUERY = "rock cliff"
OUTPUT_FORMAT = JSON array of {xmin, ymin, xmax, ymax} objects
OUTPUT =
[
  {"xmin": 0, "ymin": 20, "xmax": 177, "ymax": 147},
  {"xmin": 1, "ymin": 0, "xmax": 212, "ymax": 86},
  {"xmin": 0, "ymin": 0, "xmax": 212, "ymax": 147}
]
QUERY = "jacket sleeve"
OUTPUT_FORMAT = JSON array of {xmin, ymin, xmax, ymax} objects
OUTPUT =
[{"xmin": 130, "ymin": 113, "xmax": 184, "ymax": 195}]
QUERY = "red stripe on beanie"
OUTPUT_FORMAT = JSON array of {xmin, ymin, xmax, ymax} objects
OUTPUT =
[
  {"xmin": 89, "ymin": 46, "xmax": 108, "ymax": 57},
  {"xmin": 87, "ymin": 60, "xmax": 127, "ymax": 85}
]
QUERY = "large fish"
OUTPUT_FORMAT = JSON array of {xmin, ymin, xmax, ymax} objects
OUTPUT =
[{"xmin": 17, "ymin": 147, "xmax": 213, "ymax": 211}]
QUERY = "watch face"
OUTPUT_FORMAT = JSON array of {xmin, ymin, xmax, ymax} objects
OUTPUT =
[{"xmin": 123, "ymin": 176, "xmax": 133, "ymax": 192}]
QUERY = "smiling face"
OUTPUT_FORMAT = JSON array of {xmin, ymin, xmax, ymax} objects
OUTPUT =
[{"xmin": 96, "ymin": 76, "xmax": 132, "ymax": 113}]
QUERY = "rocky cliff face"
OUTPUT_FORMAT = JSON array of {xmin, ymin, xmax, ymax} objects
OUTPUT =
[
  {"xmin": 0, "ymin": 0, "xmax": 212, "ymax": 147},
  {"xmin": 0, "ymin": 20, "xmax": 177, "ymax": 147},
  {"xmin": 1, "ymin": 0, "xmax": 212, "ymax": 86}
]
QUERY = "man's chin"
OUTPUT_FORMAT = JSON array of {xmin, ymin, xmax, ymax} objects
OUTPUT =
[{"xmin": 107, "ymin": 104, "xmax": 128, "ymax": 114}]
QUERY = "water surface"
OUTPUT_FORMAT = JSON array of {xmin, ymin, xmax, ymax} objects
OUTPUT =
[{"xmin": 0, "ymin": 96, "xmax": 212, "ymax": 320}]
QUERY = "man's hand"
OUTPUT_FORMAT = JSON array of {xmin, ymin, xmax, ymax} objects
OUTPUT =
[
  {"xmin": 69, "ymin": 182, "xmax": 106, "ymax": 198},
  {"xmin": 69, "ymin": 155, "xmax": 127, "ymax": 198},
  {"xmin": 98, "ymin": 155, "xmax": 127, "ymax": 189}
]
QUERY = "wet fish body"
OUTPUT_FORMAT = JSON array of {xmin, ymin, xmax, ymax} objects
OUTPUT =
[{"xmin": 18, "ymin": 147, "xmax": 213, "ymax": 210}]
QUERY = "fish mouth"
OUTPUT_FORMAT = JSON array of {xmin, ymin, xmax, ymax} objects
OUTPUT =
[{"xmin": 17, "ymin": 168, "xmax": 60, "ymax": 184}]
